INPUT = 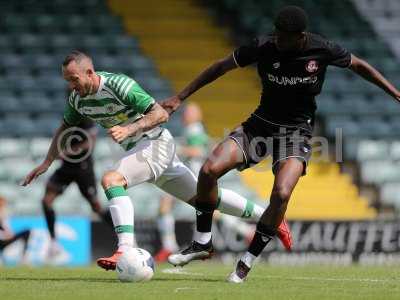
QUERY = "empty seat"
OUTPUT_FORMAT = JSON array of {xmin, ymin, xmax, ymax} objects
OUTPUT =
[
  {"xmin": 356, "ymin": 140, "xmax": 389, "ymax": 161},
  {"xmin": 325, "ymin": 117, "xmax": 360, "ymax": 137},
  {"xmin": 380, "ymin": 183, "xmax": 400, "ymax": 210},
  {"xmin": 0, "ymin": 95, "xmax": 20, "ymax": 113},
  {"xmin": 357, "ymin": 117, "xmax": 391, "ymax": 138},
  {"xmin": 1, "ymin": 117, "xmax": 37, "ymax": 137},
  {"xmin": 33, "ymin": 114, "xmax": 62, "ymax": 136},
  {"xmin": 361, "ymin": 160, "xmax": 400, "ymax": 184},
  {"xmin": 0, "ymin": 138, "xmax": 29, "ymax": 158},
  {"xmin": 30, "ymin": 137, "xmax": 52, "ymax": 159}
]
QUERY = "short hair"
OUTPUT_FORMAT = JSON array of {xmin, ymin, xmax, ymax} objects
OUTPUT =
[
  {"xmin": 274, "ymin": 6, "xmax": 308, "ymax": 33},
  {"xmin": 62, "ymin": 50, "xmax": 92, "ymax": 67}
]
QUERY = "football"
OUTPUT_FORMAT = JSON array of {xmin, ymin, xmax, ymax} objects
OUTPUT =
[{"xmin": 116, "ymin": 248, "xmax": 155, "ymax": 282}]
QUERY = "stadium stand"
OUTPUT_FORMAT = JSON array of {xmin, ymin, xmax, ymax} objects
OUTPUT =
[{"xmin": 0, "ymin": 0, "xmax": 258, "ymax": 218}]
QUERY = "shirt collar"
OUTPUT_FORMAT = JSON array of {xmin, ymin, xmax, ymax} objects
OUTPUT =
[{"xmin": 95, "ymin": 74, "xmax": 105, "ymax": 97}]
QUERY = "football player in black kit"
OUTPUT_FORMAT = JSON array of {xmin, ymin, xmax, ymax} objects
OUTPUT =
[
  {"xmin": 162, "ymin": 6, "xmax": 400, "ymax": 282},
  {"xmin": 41, "ymin": 119, "xmax": 113, "ymax": 260}
]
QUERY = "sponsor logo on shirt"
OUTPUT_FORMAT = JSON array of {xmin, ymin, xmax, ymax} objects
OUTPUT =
[
  {"xmin": 267, "ymin": 74, "xmax": 318, "ymax": 86},
  {"xmin": 273, "ymin": 62, "xmax": 280, "ymax": 69},
  {"xmin": 306, "ymin": 60, "xmax": 319, "ymax": 73}
]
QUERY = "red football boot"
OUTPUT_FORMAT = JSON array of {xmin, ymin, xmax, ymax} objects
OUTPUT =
[
  {"xmin": 154, "ymin": 248, "xmax": 172, "ymax": 263},
  {"xmin": 277, "ymin": 218, "xmax": 292, "ymax": 251},
  {"xmin": 96, "ymin": 251, "xmax": 123, "ymax": 271}
]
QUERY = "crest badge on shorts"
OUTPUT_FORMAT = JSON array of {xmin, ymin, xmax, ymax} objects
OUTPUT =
[{"xmin": 305, "ymin": 60, "xmax": 318, "ymax": 73}]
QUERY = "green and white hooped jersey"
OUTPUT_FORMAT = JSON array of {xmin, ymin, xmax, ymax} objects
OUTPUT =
[{"xmin": 63, "ymin": 71, "xmax": 161, "ymax": 151}]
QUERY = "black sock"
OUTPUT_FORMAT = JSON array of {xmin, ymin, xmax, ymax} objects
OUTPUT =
[
  {"xmin": 101, "ymin": 210, "xmax": 114, "ymax": 228},
  {"xmin": 42, "ymin": 202, "xmax": 56, "ymax": 239},
  {"xmin": 248, "ymin": 222, "xmax": 276, "ymax": 257},
  {"xmin": 195, "ymin": 198, "xmax": 216, "ymax": 234},
  {"xmin": 196, "ymin": 210, "xmax": 214, "ymax": 233}
]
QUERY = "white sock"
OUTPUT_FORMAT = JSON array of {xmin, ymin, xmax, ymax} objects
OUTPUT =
[
  {"xmin": 157, "ymin": 214, "xmax": 179, "ymax": 252},
  {"xmin": 217, "ymin": 188, "xmax": 265, "ymax": 221},
  {"xmin": 241, "ymin": 251, "xmax": 256, "ymax": 268},
  {"xmin": 105, "ymin": 186, "xmax": 134, "ymax": 252},
  {"xmin": 194, "ymin": 231, "xmax": 212, "ymax": 245}
]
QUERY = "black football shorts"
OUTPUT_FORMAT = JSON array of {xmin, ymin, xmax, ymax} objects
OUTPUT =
[
  {"xmin": 47, "ymin": 160, "xmax": 97, "ymax": 202},
  {"xmin": 229, "ymin": 115, "xmax": 312, "ymax": 175}
]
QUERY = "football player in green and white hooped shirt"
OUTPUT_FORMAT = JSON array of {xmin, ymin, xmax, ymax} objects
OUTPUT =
[{"xmin": 22, "ymin": 51, "xmax": 291, "ymax": 270}]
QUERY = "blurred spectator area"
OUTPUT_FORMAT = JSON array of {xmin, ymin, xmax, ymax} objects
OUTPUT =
[{"xmin": 0, "ymin": 0, "xmax": 181, "ymax": 137}]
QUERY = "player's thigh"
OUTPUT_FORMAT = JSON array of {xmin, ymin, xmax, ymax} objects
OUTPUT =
[
  {"xmin": 202, "ymin": 136, "xmax": 245, "ymax": 177},
  {"xmin": 76, "ymin": 168, "xmax": 98, "ymax": 204},
  {"xmin": 155, "ymin": 158, "xmax": 197, "ymax": 203},
  {"xmin": 111, "ymin": 150, "xmax": 155, "ymax": 188},
  {"xmin": 272, "ymin": 131, "xmax": 312, "ymax": 176},
  {"xmin": 272, "ymin": 158, "xmax": 304, "ymax": 199},
  {"xmin": 43, "ymin": 167, "xmax": 72, "ymax": 204}
]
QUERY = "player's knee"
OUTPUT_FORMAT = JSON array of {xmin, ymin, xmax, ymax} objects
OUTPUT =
[
  {"xmin": 42, "ymin": 194, "xmax": 54, "ymax": 208},
  {"xmin": 271, "ymin": 184, "xmax": 292, "ymax": 204},
  {"xmin": 101, "ymin": 171, "xmax": 126, "ymax": 190},
  {"xmin": 200, "ymin": 161, "xmax": 220, "ymax": 180}
]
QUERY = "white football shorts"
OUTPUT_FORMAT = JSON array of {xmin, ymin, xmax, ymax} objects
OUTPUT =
[{"xmin": 111, "ymin": 128, "xmax": 197, "ymax": 202}]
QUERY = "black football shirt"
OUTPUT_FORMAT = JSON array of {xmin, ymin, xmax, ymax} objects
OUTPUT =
[{"xmin": 233, "ymin": 32, "xmax": 352, "ymax": 125}]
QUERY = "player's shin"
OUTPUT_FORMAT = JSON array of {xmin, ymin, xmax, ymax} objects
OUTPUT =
[
  {"xmin": 42, "ymin": 202, "xmax": 56, "ymax": 239},
  {"xmin": 194, "ymin": 206, "xmax": 214, "ymax": 245},
  {"xmin": 105, "ymin": 186, "xmax": 134, "ymax": 252}
]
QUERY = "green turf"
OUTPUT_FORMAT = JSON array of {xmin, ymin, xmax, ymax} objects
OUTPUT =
[{"xmin": 1, "ymin": 262, "xmax": 400, "ymax": 300}]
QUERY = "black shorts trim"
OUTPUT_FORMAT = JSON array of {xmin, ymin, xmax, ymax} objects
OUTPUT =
[
  {"xmin": 229, "ymin": 135, "xmax": 248, "ymax": 166},
  {"xmin": 271, "ymin": 155, "xmax": 308, "ymax": 175}
]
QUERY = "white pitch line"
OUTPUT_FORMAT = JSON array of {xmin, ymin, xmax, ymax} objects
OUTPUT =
[
  {"xmin": 162, "ymin": 268, "xmax": 204, "ymax": 276},
  {"xmin": 163, "ymin": 268, "xmax": 394, "ymax": 283},
  {"xmin": 174, "ymin": 287, "xmax": 198, "ymax": 293},
  {"xmin": 263, "ymin": 275, "xmax": 394, "ymax": 283}
]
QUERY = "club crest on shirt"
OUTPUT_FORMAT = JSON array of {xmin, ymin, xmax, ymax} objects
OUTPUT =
[
  {"xmin": 305, "ymin": 60, "xmax": 318, "ymax": 73},
  {"xmin": 273, "ymin": 62, "xmax": 280, "ymax": 69}
]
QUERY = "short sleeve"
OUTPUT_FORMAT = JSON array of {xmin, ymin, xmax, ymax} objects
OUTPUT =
[
  {"xmin": 124, "ymin": 81, "xmax": 155, "ymax": 114},
  {"xmin": 233, "ymin": 38, "xmax": 262, "ymax": 68},
  {"xmin": 325, "ymin": 40, "xmax": 351, "ymax": 68},
  {"xmin": 63, "ymin": 92, "xmax": 83, "ymax": 125},
  {"xmin": 108, "ymin": 75, "xmax": 155, "ymax": 114}
]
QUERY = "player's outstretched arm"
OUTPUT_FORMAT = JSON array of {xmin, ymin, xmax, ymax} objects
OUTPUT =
[
  {"xmin": 22, "ymin": 121, "xmax": 71, "ymax": 186},
  {"xmin": 108, "ymin": 103, "xmax": 169, "ymax": 144},
  {"xmin": 161, "ymin": 55, "xmax": 238, "ymax": 114},
  {"xmin": 349, "ymin": 54, "xmax": 400, "ymax": 101}
]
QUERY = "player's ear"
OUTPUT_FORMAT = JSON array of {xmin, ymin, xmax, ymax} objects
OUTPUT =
[{"xmin": 86, "ymin": 68, "xmax": 94, "ymax": 76}]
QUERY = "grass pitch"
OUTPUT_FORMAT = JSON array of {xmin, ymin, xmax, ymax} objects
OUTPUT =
[{"xmin": 1, "ymin": 262, "xmax": 400, "ymax": 300}]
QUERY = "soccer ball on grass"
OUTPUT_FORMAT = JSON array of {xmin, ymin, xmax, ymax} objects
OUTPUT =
[{"xmin": 116, "ymin": 248, "xmax": 155, "ymax": 282}]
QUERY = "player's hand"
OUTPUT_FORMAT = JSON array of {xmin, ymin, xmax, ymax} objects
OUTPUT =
[
  {"xmin": 108, "ymin": 125, "xmax": 131, "ymax": 143},
  {"xmin": 160, "ymin": 96, "xmax": 182, "ymax": 115},
  {"xmin": 394, "ymin": 92, "xmax": 400, "ymax": 102},
  {"xmin": 21, "ymin": 161, "xmax": 50, "ymax": 186}
]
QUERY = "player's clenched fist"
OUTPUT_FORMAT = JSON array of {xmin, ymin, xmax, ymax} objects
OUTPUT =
[
  {"xmin": 21, "ymin": 162, "xmax": 50, "ymax": 186},
  {"xmin": 161, "ymin": 96, "xmax": 182, "ymax": 115},
  {"xmin": 108, "ymin": 125, "xmax": 130, "ymax": 143}
]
